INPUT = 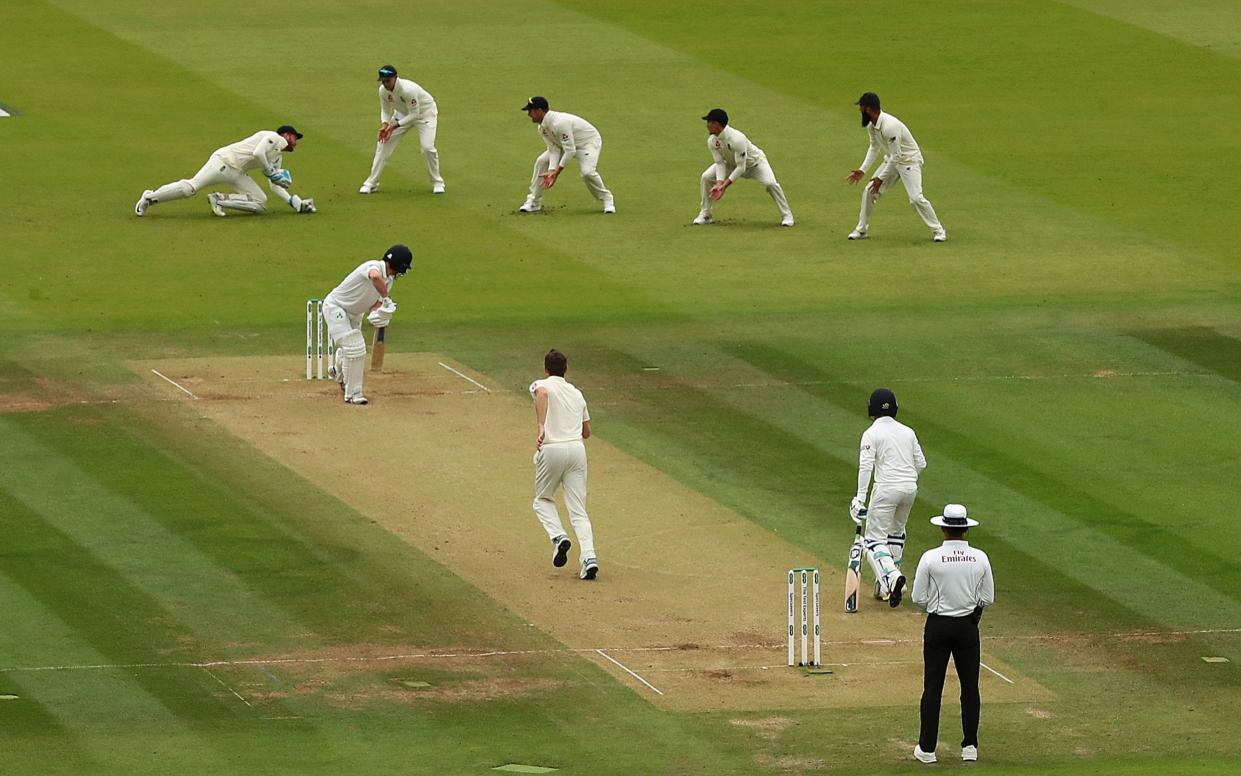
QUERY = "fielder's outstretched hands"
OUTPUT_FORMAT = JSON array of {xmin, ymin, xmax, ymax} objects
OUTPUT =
[
  {"xmin": 849, "ymin": 497, "xmax": 869, "ymax": 525},
  {"xmin": 378, "ymin": 123, "xmax": 394, "ymax": 143},
  {"xmin": 540, "ymin": 169, "xmax": 560, "ymax": 189},
  {"xmin": 708, "ymin": 180, "xmax": 730, "ymax": 201},
  {"xmin": 846, "ymin": 169, "xmax": 865, "ymax": 185}
]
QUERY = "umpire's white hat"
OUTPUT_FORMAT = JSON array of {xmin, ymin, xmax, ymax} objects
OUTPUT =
[{"xmin": 930, "ymin": 503, "xmax": 979, "ymax": 528}]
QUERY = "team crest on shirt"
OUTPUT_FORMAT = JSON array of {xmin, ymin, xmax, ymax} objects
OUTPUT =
[{"xmin": 561, "ymin": 133, "xmax": 569, "ymax": 141}]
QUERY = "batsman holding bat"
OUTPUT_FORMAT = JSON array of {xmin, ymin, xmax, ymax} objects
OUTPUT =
[
  {"xmin": 844, "ymin": 504, "xmax": 866, "ymax": 613},
  {"xmin": 850, "ymin": 388, "xmax": 927, "ymax": 608}
]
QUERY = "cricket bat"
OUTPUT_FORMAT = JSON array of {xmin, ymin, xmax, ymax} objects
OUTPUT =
[
  {"xmin": 371, "ymin": 325, "xmax": 386, "ymax": 371},
  {"xmin": 844, "ymin": 524, "xmax": 864, "ymax": 613}
]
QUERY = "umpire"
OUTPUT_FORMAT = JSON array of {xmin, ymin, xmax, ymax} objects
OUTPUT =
[{"xmin": 910, "ymin": 504, "xmax": 995, "ymax": 764}]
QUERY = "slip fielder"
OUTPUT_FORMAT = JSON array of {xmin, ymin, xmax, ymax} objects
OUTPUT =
[
  {"xmin": 518, "ymin": 96, "xmax": 615, "ymax": 214},
  {"xmin": 694, "ymin": 108, "xmax": 794, "ymax": 227},
  {"xmin": 360, "ymin": 65, "xmax": 444, "ymax": 195}
]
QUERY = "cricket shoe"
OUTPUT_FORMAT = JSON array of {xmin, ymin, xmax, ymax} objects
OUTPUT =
[
  {"xmin": 518, "ymin": 201, "xmax": 543, "ymax": 213},
  {"xmin": 848, "ymin": 229, "xmax": 868, "ymax": 240},
  {"xmin": 780, "ymin": 216, "xmax": 795, "ymax": 227},
  {"xmin": 359, "ymin": 182, "xmax": 378, "ymax": 194},
  {"xmin": 432, "ymin": 183, "xmax": 445, "ymax": 194},
  {"xmin": 552, "ymin": 536, "xmax": 572, "ymax": 568},
  {"xmin": 888, "ymin": 573, "xmax": 906, "ymax": 608},
  {"xmin": 344, "ymin": 395, "xmax": 369, "ymax": 405},
  {"xmin": 580, "ymin": 558, "xmax": 599, "ymax": 580},
  {"xmin": 933, "ymin": 230, "xmax": 948, "ymax": 242},
  {"xmin": 913, "ymin": 745, "xmax": 936, "ymax": 764},
  {"xmin": 692, "ymin": 212, "xmax": 713, "ymax": 225},
  {"xmin": 602, "ymin": 197, "xmax": 616, "ymax": 214},
  {"xmin": 134, "ymin": 190, "xmax": 153, "ymax": 217},
  {"xmin": 961, "ymin": 745, "xmax": 978, "ymax": 762},
  {"xmin": 207, "ymin": 193, "xmax": 226, "ymax": 217}
]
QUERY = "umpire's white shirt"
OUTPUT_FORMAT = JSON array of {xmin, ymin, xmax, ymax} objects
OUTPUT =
[
  {"xmin": 856, "ymin": 416, "xmax": 926, "ymax": 499},
  {"xmin": 324, "ymin": 259, "xmax": 394, "ymax": 316},
  {"xmin": 539, "ymin": 111, "xmax": 602, "ymax": 167},
  {"xmin": 911, "ymin": 540, "xmax": 995, "ymax": 617},
  {"xmin": 380, "ymin": 78, "xmax": 437, "ymax": 125},
  {"xmin": 709, "ymin": 125, "xmax": 767, "ymax": 182},
  {"xmin": 213, "ymin": 131, "xmax": 287, "ymax": 175},
  {"xmin": 859, "ymin": 112, "xmax": 924, "ymax": 173},
  {"xmin": 530, "ymin": 376, "xmax": 589, "ymax": 444}
]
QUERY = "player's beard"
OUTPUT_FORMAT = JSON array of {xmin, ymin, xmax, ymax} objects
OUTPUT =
[{"xmin": 861, "ymin": 110, "xmax": 871, "ymax": 127}]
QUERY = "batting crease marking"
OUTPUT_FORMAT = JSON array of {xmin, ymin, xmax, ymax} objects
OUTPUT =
[
  {"xmin": 594, "ymin": 649, "xmax": 664, "ymax": 696},
  {"xmin": 150, "ymin": 369, "xmax": 199, "ymax": 400},
  {"xmin": 201, "ymin": 666, "xmax": 253, "ymax": 707},
  {"xmin": 437, "ymin": 362, "xmax": 491, "ymax": 393},
  {"xmin": 980, "ymin": 660, "xmax": 1015, "ymax": 685}
]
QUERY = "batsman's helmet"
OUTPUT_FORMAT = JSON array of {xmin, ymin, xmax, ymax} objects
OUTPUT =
[
  {"xmin": 868, "ymin": 388, "xmax": 898, "ymax": 418},
  {"xmin": 384, "ymin": 244, "xmax": 413, "ymax": 275}
]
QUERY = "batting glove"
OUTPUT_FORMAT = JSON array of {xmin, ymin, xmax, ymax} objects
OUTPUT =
[
  {"xmin": 266, "ymin": 169, "xmax": 292, "ymax": 188},
  {"xmin": 849, "ymin": 497, "xmax": 868, "ymax": 525}
]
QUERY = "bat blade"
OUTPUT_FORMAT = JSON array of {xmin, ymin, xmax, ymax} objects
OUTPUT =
[
  {"xmin": 371, "ymin": 326, "xmax": 386, "ymax": 371},
  {"xmin": 844, "ymin": 525, "xmax": 863, "ymax": 613}
]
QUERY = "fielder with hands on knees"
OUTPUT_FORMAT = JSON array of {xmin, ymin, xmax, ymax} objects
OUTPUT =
[
  {"xmin": 320, "ymin": 244, "xmax": 412, "ymax": 405},
  {"xmin": 850, "ymin": 388, "xmax": 926, "ymax": 608},
  {"xmin": 135, "ymin": 125, "xmax": 315, "ymax": 217},
  {"xmin": 910, "ymin": 504, "xmax": 995, "ymax": 765},
  {"xmin": 530, "ymin": 349, "xmax": 599, "ymax": 580}
]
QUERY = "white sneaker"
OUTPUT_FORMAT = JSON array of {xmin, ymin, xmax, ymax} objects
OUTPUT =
[
  {"xmin": 552, "ymin": 536, "xmax": 571, "ymax": 568},
  {"xmin": 207, "ymin": 193, "xmax": 226, "ymax": 217},
  {"xmin": 602, "ymin": 198, "xmax": 616, "ymax": 214},
  {"xmin": 888, "ymin": 573, "xmax": 906, "ymax": 608},
  {"xmin": 780, "ymin": 216, "xmax": 795, "ymax": 227},
  {"xmin": 961, "ymin": 745, "xmax": 977, "ymax": 762},
  {"xmin": 692, "ymin": 213, "xmax": 713, "ymax": 225},
  {"xmin": 518, "ymin": 202, "xmax": 542, "ymax": 213},
  {"xmin": 344, "ymin": 395, "xmax": 369, "ymax": 405},
  {"xmin": 359, "ymin": 183, "xmax": 377, "ymax": 194},
  {"xmin": 913, "ymin": 745, "xmax": 936, "ymax": 764},
  {"xmin": 298, "ymin": 198, "xmax": 316, "ymax": 214},
  {"xmin": 580, "ymin": 558, "xmax": 599, "ymax": 580},
  {"xmin": 134, "ymin": 190, "xmax": 153, "ymax": 217},
  {"xmin": 432, "ymin": 183, "xmax": 445, "ymax": 194},
  {"xmin": 933, "ymin": 230, "xmax": 948, "ymax": 242},
  {"xmin": 848, "ymin": 229, "xmax": 867, "ymax": 240}
]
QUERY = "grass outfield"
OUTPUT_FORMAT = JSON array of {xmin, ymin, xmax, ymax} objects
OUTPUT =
[{"xmin": 2, "ymin": 0, "xmax": 1240, "ymax": 774}]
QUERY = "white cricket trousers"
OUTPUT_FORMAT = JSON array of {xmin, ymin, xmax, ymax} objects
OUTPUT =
[
  {"xmin": 856, "ymin": 162, "xmax": 943, "ymax": 234},
  {"xmin": 527, "ymin": 143, "xmax": 612, "ymax": 204},
  {"xmin": 699, "ymin": 161, "xmax": 793, "ymax": 220},
  {"xmin": 364, "ymin": 113, "xmax": 443, "ymax": 188},
  {"xmin": 320, "ymin": 300, "xmax": 366, "ymax": 400},
  {"xmin": 532, "ymin": 441, "xmax": 595, "ymax": 560},
  {"xmin": 147, "ymin": 154, "xmax": 294, "ymax": 213},
  {"xmin": 865, "ymin": 480, "xmax": 918, "ymax": 583}
]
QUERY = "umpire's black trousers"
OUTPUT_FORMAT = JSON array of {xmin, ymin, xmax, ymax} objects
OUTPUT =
[{"xmin": 919, "ymin": 612, "xmax": 981, "ymax": 752}]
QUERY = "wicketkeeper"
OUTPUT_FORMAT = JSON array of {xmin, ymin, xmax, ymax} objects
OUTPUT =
[
  {"xmin": 135, "ymin": 125, "xmax": 316, "ymax": 217},
  {"xmin": 320, "ymin": 244, "xmax": 412, "ymax": 405}
]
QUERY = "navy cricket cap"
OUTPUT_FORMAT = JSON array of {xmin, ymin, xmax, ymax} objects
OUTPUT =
[
  {"xmin": 276, "ymin": 124, "xmax": 304, "ymax": 139},
  {"xmin": 855, "ymin": 92, "xmax": 881, "ymax": 109},
  {"xmin": 701, "ymin": 108, "xmax": 729, "ymax": 125},
  {"xmin": 522, "ymin": 95, "xmax": 549, "ymax": 111},
  {"xmin": 378, "ymin": 65, "xmax": 397, "ymax": 80}
]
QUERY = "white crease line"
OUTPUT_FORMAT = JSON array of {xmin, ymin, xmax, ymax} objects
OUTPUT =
[
  {"xmin": 437, "ymin": 362, "xmax": 491, "ymax": 393},
  {"xmin": 595, "ymin": 649, "xmax": 664, "ymax": 696},
  {"xmin": 150, "ymin": 369, "xmax": 199, "ymax": 400},
  {"xmin": 201, "ymin": 666, "xmax": 253, "ymax": 707},
  {"xmin": 980, "ymin": 660, "xmax": 1015, "ymax": 685}
]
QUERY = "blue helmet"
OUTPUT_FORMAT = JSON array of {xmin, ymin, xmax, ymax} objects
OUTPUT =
[{"xmin": 868, "ymin": 388, "xmax": 898, "ymax": 418}]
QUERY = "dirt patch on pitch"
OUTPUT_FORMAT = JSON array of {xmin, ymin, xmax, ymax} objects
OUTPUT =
[{"xmin": 132, "ymin": 354, "xmax": 1050, "ymax": 712}]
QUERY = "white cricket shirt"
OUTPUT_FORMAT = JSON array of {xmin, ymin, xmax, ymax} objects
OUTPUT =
[
  {"xmin": 911, "ymin": 540, "xmax": 995, "ymax": 617},
  {"xmin": 529, "ymin": 376, "xmax": 590, "ymax": 445},
  {"xmin": 379, "ymin": 77, "xmax": 437, "ymax": 125},
  {"xmin": 858, "ymin": 111, "xmax": 925, "ymax": 173},
  {"xmin": 324, "ymin": 259, "xmax": 394, "ymax": 316},
  {"xmin": 708, "ymin": 125, "xmax": 767, "ymax": 182},
  {"xmin": 856, "ymin": 416, "xmax": 926, "ymax": 499},
  {"xmin": 213, "ymin": 130, "xmax": 287, "ymax": 175},
  {"xmin": 539, "ymin": 111, "xmax": 601, "ymax": 168}
]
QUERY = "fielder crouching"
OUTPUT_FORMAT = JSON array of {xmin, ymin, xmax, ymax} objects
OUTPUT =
[{"xmin": 320, "ymin": 244, "xmax": 412, "ymax": 405}]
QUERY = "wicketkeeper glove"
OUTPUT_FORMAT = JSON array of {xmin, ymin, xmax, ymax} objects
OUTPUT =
[
  {"xmin": 266, "ymin": 168, "xmax": 292, "ymax": 188},
  {"xmin": 849, "ymin": 497, "xmax": 868, "ymax": 525}
]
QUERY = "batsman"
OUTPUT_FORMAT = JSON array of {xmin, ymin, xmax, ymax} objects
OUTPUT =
[
  {"xmin": 320, "ymin": 244, "xmax": 412, "ymax": 405},
  {"xmin": 850, "ymin": 388, "xmax": 927, "ymax": 608}
]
